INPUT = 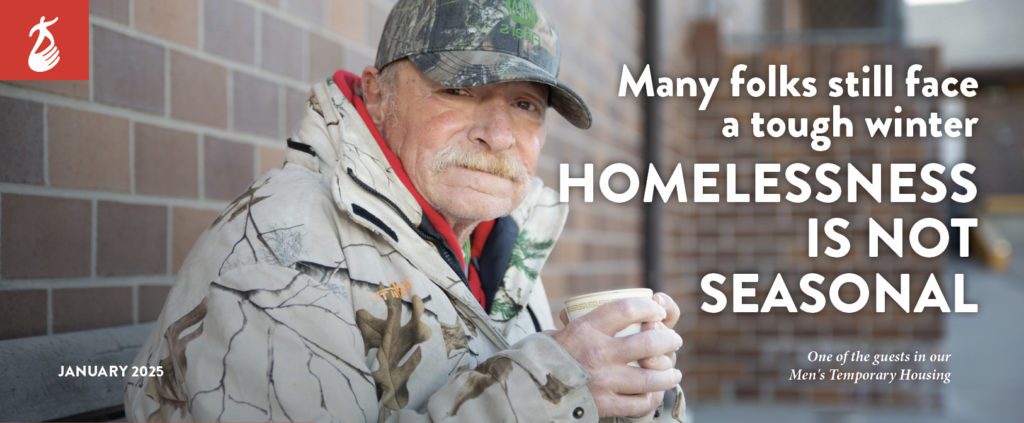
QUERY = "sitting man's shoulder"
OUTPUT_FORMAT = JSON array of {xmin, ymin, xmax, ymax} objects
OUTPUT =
[{"xmin": 182, "ymin": 164, "xmax": 348, "ymax": 279}]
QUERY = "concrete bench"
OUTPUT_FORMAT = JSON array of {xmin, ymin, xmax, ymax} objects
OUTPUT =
[{"xmin": 0, "ymin": 324, "xmax": 153, "ymax": 421}]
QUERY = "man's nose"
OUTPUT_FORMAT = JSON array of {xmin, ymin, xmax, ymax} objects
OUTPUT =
[{"xmin": 468, "ymin": 98, "xmax": 516, "ymax": 152}]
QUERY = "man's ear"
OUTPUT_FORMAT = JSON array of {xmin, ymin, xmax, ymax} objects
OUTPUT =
[{"xmin": 361, "ymin": 66, "xmax": 386, "ymax": 127}]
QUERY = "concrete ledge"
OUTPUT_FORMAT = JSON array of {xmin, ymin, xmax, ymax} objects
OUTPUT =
[{"xmin": 0, "ymin": 324, "xmax": 153, "ymax": 421}]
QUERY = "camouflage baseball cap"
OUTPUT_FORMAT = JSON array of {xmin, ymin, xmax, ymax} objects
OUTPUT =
[{"xmin": 375, "ymin": 0, "xmax": 592, "ymax": 129}]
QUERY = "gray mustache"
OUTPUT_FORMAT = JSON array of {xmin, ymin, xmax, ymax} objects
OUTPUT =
[{"xmin": 431, "ymin": 147, "xmax": 527, "ymax": 182}]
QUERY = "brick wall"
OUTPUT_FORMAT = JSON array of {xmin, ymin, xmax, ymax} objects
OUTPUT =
[
  {"xmin": 664, "ymin": 22, "xmax": 947, "ymax": 408},
  {"xmin": 0, "ymin": 0, "xmax": 392, "ymax": 340}
]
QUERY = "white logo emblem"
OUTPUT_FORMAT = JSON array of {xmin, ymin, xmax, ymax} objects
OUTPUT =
[{"xmin": 28, "ymin": 16, "xmax": 60, "ymax": 73}]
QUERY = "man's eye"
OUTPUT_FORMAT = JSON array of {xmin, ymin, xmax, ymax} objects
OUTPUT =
[
  {"xmin": 516, "ymin": 100, "xmax": 538, "ymax": 111},
  {"xmin": 443, "ymin": 88, "xmax": 470, "ymax": 96}
]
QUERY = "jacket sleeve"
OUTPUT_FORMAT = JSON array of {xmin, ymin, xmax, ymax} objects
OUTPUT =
[
  {"xmin": 529, "ymin": 277, "xmax": 689, "ymax": 423},
  {"xmin": 135, "ymin": 263, "xmax": 601, "ymax": 422},
  {"xmin": 417, "ymin": 331, "xmax": 600, "ymax": 422}
]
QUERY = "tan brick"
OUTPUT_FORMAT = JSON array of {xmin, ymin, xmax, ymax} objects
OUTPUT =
[
  {"xmin": 260, "ymin": 12, "xmax": 305, "ymax": 81},
  {"xmin": 90, "ymin": 0, "xmax": 130, "ymax": 24},
  {"xmin": 97, "ymin": 202, "xmax": 167, "ymax": 276},
  {"xmin": 134, "ymin": 0, "xmax": 199, "ymax": 47},
  {"xmin": 308, "ymin": 32, "xmax": 345, "ymax": 82},
  {"xmin": 204, "ymin": 136, "xmax": 255, "ymax": 201},
  {"xmin": 172, "ymin": 207, "xmax": 219, "ymax": 272},
  {"xmin": 47, "ymin": 106, "xmax": 131, "ymax": 192},
  {"xmin": 53, "ymin": 287, "xmax": 133, "ymax": 333},
  {"xmin": 138, "ymin": 285, "xmax": 172, "ymax": 322},
  {"xmin": 170, "ymin": 51, "xmax": 227, "ymax": 128},
  {"xmin": 0, "ymin": 96, "xmax": 44, "ymax": 184},
  {"xmin": 232, "ymin": 71, "xmax": 280, "ymax": 138},
  {"xmin": 1, "ymin": 194, "xmax": 91, "ymax": 278},
  {"xmin": 328, "ymin": 0, "xmax": 366, "ymax": 43},
  {"xmin": 259, "ymin": 145, "xmax": 287, "ymax": 175},
  {"xmin": 0, "ymin": 290, "xmax": 48, "ymax": 340},
  {"xmin": 135, "ymin": 123, "xmax": 198, "ymax": 198},
  {"xmin": 204, "ymin": 0, "xmax": 256, "ymax": 64},
  {"xmin": 93, "ymin": 26, "xmax": 165, "ymax": 114}
]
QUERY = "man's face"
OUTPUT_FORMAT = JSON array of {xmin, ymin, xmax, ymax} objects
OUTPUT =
[{"xmin": 368, "ymin": 60, "xmax": 548, "ymax": 224}]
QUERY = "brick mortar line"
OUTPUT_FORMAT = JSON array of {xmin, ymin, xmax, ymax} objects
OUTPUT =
[
  {"xmin": 166, "ymin": 206, "xmax": 173, "ymax": 276},
  {"xmin": 89, "ymin": 15, "xmax": 95, "ymax": 102},
  {"xmin": 277, "ymin": 85, "xmax": 285, "ymax": 141},
  {"xmin": 164, "ymin": 47, "xmax": 171, "ymax": 118},
  {"xmin": 0, "ymin": 83, "xmax": 284, "ymax": 151},
  {"xmin": 254, "ymin": 6, "xmax": 263, "ymax": 70},
  {"xmin": 226, "ymin": 70, "xmax": 235, "ymax": 131},
  {"xmin": 89, "ymin": 17, "xmax": 313, "ymax": 93},
  {"xmin": 0, "ymin": 183, "xmax": 228, "ymax": 211},
  {"xmin": 242, "ymin": 0, "xmax": 378, "ymax": 58},
  {"xmin": 47, "ymin": 287, "xmax": 53, "ymax": 335},
  {"xmin": 301, "ymin": 19, "xmax": 311, "ymax": 90},
  {"xmin": 0, "ymin": 195, "xmax": 3, "ymax": 278},
  {"xmin": 0, "ymin": 275, "xmax": 176, "ymax": 291},
  {"xmin": 129, "ymin": 122, "xmax": 136, "ymax": 195},
  {"xmin": 198, "ymin": 135, "xmax": 207, "ymax": 200},
  {"xmin": 132, "ymin": 284, "xmax": 139, "ymax": 325},
  {"xmin": 90, "ymin": 199, "xmax": 97, "ymax": 278},
  {"xmin": 42, "ymin": 104, "xmax": 50, "ymax": 186},
  {"xmin": 254, "ymin": 135, "xmax": 263, "ymax": 179},
  {"xmin": 198, "ymin": 0, "xmax": 206, "ymax": 51},
  {"xmin": 254, "ymin": 0, "xmax": 382, "ymax": 58}
]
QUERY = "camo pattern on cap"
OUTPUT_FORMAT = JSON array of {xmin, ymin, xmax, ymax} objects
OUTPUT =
[{"xmin": 374, "ymin": 0, "xmax": 592, "ymax": 129}]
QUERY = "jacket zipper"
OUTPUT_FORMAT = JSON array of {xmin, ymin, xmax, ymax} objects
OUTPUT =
[
  {"xmin": 345, "ymin": 168, "xmax": 511, "ymax": 349},
  {"xmin": 345, "ymin": 168, "xmax": 467, "ymax": 282}
]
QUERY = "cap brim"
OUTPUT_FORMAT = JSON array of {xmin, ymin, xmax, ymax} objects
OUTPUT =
[{"xmin": 407, "ymin": 50, "xmax": 592, "ymax": 129}]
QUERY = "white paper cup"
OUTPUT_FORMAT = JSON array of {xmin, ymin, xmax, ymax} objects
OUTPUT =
[{"xmin": 564, "ymin": 288, "xmax": 654, "ymax": 338}]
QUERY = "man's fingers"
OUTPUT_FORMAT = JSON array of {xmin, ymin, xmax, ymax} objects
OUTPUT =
[
  {"xmin": 581, "ymin": 298, "xmax": 665, "ymax": 335},
  {"xmin": 638, "ymin": 354, "xmax": 674, "ymax": 371},
  {"xmin": 613, "ymin": 328, "xmax": 683, "ymax": 362},
  {"xmin": 595, "ymin": 391, "xmax": 664, "ymax": 418},
  {"xmin": 559, "ymin": 309, "xmax": 569, "ymax": 325},
  {"xmin": 654, "ymin": 292, "xmax": 681, "ymax": 329},
  {"xmin": 601, "ymin": 366, "xmax": 681, "ymax": 395}
]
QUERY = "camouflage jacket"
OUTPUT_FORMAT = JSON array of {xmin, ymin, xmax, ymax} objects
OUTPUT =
[{"xmin": 124, "ymin": 71, "xmax": 685, "ymax": 422}]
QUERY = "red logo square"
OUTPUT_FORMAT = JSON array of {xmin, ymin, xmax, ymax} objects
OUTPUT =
[{"xmin": 0, "ymin": 0, "xmax": 90, "ymax": 80}]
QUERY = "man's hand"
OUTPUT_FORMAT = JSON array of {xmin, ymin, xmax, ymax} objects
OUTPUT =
[
  {"xmin": 638, "ymin": 293, "xmax": 681, "ymax": 371},
  {"xmin": 552, "ymin": 297, "xmax": 683, "ymax": 418}
]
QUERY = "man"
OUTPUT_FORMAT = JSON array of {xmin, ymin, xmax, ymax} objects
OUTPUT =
[{"xmin": 124, "ymin": 0, "xmax": 685, "ymax": 421}]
